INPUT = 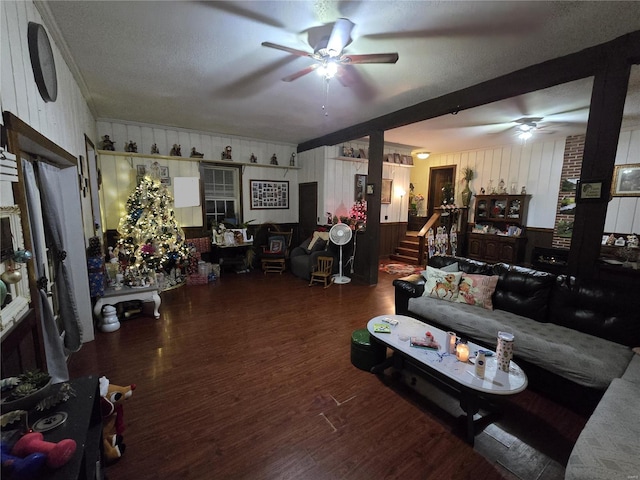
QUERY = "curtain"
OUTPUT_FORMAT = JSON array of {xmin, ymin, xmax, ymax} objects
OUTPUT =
[
  {"xmin": 34, "ymin": 161, "xmax": 82, "ymax": 353},
  {"xmin": 22, "ymin": 161, "xmax": 68, "ymax": 383}
]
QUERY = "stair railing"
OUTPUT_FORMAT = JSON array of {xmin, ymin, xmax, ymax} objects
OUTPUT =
[{"xmin": 417, "ymin": 212, "xmax": 441, "ymax": 267}]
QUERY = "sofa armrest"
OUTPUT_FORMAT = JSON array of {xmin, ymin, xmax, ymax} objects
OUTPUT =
[
  {"xmin": 290, "ymin": 246, "xmax": 307, "ymax": 259},
  {"xmin": 393, "ymin": 274, "xmax": 425, "ymax": 315}
]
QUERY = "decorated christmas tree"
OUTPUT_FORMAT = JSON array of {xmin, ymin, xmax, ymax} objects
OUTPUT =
[{"xmin": 116, "ymin": 163, "xmax": 192, "ymax": 286}]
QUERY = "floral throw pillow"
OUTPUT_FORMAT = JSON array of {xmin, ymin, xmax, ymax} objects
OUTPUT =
[
  {"xmin": 456, "ymin": 274, "xmax": 500, "ymax": 310},
  {"xmin": 423, "ymin": 266, "xmax": 463, "ymax": 302}
]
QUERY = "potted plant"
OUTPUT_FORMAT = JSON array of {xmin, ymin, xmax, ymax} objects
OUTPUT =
[{"xmin": 1, "ymin": 370, "xmax": 52, "ymax": 412}]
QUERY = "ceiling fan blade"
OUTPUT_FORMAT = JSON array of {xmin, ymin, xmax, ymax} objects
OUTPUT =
[
  {"xmin": 326, "ymin": 18, "xmax": 354, "ymax": 57},
  {"xmin": 261, "ymin": 42, "xmax": 313, "ymax": 58},
  {"xmin": 282, "ymin": 64, "xmax": 319, "ymax": 82},
  {"xmin": 342, "ymin": 53, "xmax": 399, "ymax": 64}
]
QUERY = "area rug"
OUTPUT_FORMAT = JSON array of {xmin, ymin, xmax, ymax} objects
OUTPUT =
[{"xmin": 379, "ymin": 263, "xmax": 423, "ymax": 276}]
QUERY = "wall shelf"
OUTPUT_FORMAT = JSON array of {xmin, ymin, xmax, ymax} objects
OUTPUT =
[
  {"xmin": 334, "ymin": 156, "xmax": 414, "ymax": 168},
  {"xmin": 98, "ymin": 150, "xmax": 301, "ymax": 169}
]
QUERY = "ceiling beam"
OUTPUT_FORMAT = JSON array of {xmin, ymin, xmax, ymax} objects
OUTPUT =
[{"xmin": 298, "ymin": 30, "xmax": 640, "ymax": 152}]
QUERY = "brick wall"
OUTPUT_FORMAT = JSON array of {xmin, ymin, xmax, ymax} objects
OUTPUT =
[{"xmin": 552, "ymin": 134, "xmax": 585, "ymax": 248}]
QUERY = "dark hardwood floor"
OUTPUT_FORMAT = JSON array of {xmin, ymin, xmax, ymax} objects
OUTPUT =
[{"xmin": 69, "ymin": 265, "xmax": 587, "ymax": 479}]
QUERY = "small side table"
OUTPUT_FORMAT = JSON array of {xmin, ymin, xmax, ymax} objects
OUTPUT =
[{"xmin": 93, "ymin": 286, "xmax": 161, "ymax": 331}]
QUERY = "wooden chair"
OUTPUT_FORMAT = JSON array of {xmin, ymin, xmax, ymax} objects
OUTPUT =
[
  {"xmin": 261, "ymin": 228, "xmax": 293, "ymax": 274},
  {"xmin": 309, "ymin": 256, "xmax": 334, "ymax": 288}
]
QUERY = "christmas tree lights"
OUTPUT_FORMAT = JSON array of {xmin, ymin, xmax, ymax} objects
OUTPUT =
[{"xmin": 116, "ymin": 168, "xmax": 192, "ymax": 286}]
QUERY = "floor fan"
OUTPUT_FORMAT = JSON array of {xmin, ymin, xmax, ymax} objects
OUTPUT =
[{"xmin": 329, "ymin": 223, "xmax": 353, "ymax": 284}]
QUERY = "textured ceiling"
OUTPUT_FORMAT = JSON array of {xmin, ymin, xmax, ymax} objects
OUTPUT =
[{"xmin": 42, "ymin": 1, "xmax": 640, "ymax": 153}]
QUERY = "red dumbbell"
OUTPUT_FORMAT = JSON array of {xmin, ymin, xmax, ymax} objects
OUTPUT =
[{"xmin": 11, "ymin": 432, "xmax": 76, "ymax": 469}]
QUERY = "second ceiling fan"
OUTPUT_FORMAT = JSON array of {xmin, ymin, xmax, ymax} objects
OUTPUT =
[{"xmin": 261, "ymin": 18, "xmax": 399, "ymax": 85}]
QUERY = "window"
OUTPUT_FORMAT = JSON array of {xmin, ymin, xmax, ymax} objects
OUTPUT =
[{"xmin": 201, "ymin": 165, "xmax": 241, "ymax": 227}]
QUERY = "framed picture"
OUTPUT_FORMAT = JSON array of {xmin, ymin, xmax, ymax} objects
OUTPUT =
[
  {"xmin": 159, "ymin": 166, "xmax": 169, "ymax": 179},
  {"xmin": 250, "ymin": 179, "xmax": 289, "ymax": 209},
  {"xmin": 611, "ymin": 163, "xmax": 640, "ymax": 197},
  {"xmin": 136, "ymin": 165, "xmax": 146, "ymax": 175},
  {"xmin": 576, "ymin": 180, "xmax": 605, "ymax": 202},
  {"xmin": 355, "ymin": 174, "xmax": 367, "ymax": 201},
  {"xmin": 381, "ymin": 179, "xmax": 393, "ymax": 204},
  {"xmin": 366, "ymin": 183, "xmax": 374, "ymax": 195}
]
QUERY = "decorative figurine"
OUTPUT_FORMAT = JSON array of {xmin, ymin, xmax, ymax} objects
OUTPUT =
[
  {"xmin": 290, "ymin": 153, "xmax": 296, "ymax": 166},
  {"xmin": 101, "ymin": 135, "xmax": 115, "ymax": 151},
  {"xmin": 170, "ymin": 144, "xmax": 181, "ymax": 156},
  {"xmin": 151, "ymin": 143, "xmax": 160, "ymax": 155},
  {"xmin": 250, "ymin": 153, "xmax": 257, "ymax": 163},
  {"xmin": 190, "ymin": 147, "xmax": 204, "ymax": 158},
  {"xmin": 521, "ymin": 186, "xmax": 527, "ymax": 195},
  {"xmin": 221, "ymin": 146, "xmax": 232, "ymax": 160},
  {"xmin": 450, "ymin": 226, "xmax": 458, "ymax": 256},
  {"xmin": 125, "ymin": 141, "xmax": 138, "ymax": 153},
  {"xmin": 628, "ymin": 234, "xmax": 639, "ymax": 248},
  {"xmin": 270, "ymin": 153, "xmax": 278, "ymax": 165},
  {"xmin": 480, "ymin": 187, "xmax": 486, "ymax": 195},
  {"xmin": 427, "ymin": 228, "xmax": 435, "ymax": 259},
  {"xmin": 498, "ymin": 179, "xmax": 506, "ymax": 194}
]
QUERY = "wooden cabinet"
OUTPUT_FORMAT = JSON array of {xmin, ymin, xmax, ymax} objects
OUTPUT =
[
  {"xmin": 467, "ymin": 233, "xmax": 527, "ymax": 264},
  {"xmin": 474, "ymin": 194, "xmax": 529, "ymax": 226},
  {"xmin": 468, "ymin": 194, "xmax": 530, "ymax": 264}
]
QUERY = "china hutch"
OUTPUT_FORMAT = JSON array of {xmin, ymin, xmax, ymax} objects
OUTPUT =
[{"xmin": 467, "ymin": 194, "xmax": 530, "ymax": 264}]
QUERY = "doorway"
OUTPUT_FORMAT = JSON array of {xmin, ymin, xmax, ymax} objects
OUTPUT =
[
  {"xmin": 427, "ymin": 166, "xmax": 456, "ymax": 218},
  {"xmin": 298, "ymin": 182, "xmax": 318, "ymax": 242}
]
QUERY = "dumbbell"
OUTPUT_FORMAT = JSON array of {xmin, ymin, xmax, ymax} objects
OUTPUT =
[
  {"xmin": 11, "ymin": 432, "xmax": 76, "ymax": 469},
  {"xmin": 1, "ymin": 443, "xmax": 47, "ymax": 479}
]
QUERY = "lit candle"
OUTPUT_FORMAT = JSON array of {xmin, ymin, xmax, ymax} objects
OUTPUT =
[{"xmin": 456, "ymin": 343, "xmax": 470, "ymax": 362}]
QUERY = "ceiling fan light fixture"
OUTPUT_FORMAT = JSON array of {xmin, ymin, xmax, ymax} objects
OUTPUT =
[
  {"xmin": 317, "ymin": 60, "xmax": 338, "ymax": 79},
  {"xmin": 416, "ymin": 152, "xmax": 430, "ymax": 159},
  {"xmin": 518, "ymin": 130, "xmax": 533, "ymax": 140}
]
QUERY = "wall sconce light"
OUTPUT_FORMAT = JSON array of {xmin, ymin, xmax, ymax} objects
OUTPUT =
[{"xmin": 416, "ymin": 152, "xmax": 430, "ymax": 160}]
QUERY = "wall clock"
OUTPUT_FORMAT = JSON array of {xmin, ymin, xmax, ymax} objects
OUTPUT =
[{"xmin": 27, "ymin": 22, "xmax": 57, "ymax": 102}]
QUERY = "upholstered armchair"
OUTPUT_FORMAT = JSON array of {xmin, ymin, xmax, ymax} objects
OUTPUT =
[{"xmin": 290, "ymin": 231, "xmax": 339, "ymax": 281}]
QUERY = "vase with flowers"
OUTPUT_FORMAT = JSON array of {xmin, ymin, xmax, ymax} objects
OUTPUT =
[{"xmin": 461, "ymin": 167, "xmax": 474, "ymax": 207}]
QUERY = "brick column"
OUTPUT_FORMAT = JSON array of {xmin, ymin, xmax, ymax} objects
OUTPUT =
[{"xmin": 553, "ymin": 134, "xmax": 585, "ymax": 248}]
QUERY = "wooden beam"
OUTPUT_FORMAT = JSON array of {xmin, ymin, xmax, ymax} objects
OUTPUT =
[
  {"xmin": 358, "ymin": 131, "xmax": 384, "ymax": 285},
  {"xmin": 2, "ymin": 112, "xmax": 76, "ymax": 168},
  {"xmin": 570, "ymin": 56, "xmax": 632, "ymax": 277},
  {"xmin": 298, "ymin": 30, "xmax": 640, "ymax": 152}
]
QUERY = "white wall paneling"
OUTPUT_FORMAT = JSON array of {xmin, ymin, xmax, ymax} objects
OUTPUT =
[{"xmin": 412, "ymin": 138, "xmax": 566, "ymax": 229}]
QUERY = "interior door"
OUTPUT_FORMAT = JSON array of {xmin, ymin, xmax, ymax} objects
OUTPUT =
[
  {"xmin": 427, "ymin": 166, "xmax": 456, "ymax": 218},
  {"xmin": 298, "ymin": 182, "xmax": 318, "ymax": 242}
]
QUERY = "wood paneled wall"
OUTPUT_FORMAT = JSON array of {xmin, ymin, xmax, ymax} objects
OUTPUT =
[
  {"xmin": 1, "ymin": 1, "xmax": 96, "ymax": 157},
  {"xmin": 606, "ymin": 127, "xmax": 640, "ymax": 234},
  {"xmin": 411, "ymin": 138, "xmax": 566, "ymax": 229},
  {"xmin": 97, "ymin": 121, "xmax": 300, "ymax": 227},
  {"xmin": 410, "ymin": 124, "xmax": 640, "ymax": 236}
]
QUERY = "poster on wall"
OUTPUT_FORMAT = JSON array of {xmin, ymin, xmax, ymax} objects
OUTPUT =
[
  {"xmin": 381, "ymin": 179, "xmax": 393, "ymax": 204},
  {"xmin": 250, "ymin": 180, "xmax": 289, "ymax": 209}
]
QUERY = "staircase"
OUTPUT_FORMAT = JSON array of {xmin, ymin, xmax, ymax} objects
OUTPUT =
[
  {"xmin": 389, "ymin": 212, "xmax": 442, "ymax": 266},
  {"xmin": 389, "ymin": 233, "xmax": 424, "ymax": 265}
]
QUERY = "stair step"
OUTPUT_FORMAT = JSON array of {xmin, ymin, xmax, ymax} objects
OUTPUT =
[
  {"xmin": 399, "ymin": 240, "xmax": 419, "ymax": 248},
  {"xmin": 396, "ymin": 246, "xmax": 418, "ymax": 256},
  {"xmin": 389, "ymin": 254, "xmax": 421, "ymax": 265}
]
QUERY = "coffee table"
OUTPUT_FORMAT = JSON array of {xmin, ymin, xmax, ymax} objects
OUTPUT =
[
  {"xmin": 367, "ymin": 314, "xmax": 527, "ymax": 444},
  {"xmin": 93, "ymin": 285, "xmax": 161, "ymax": 321}
]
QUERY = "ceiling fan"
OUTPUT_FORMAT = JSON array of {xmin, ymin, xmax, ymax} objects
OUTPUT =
[{"xmin": 261, "ymin": 18, "xmax": 399, "ymax": 86}]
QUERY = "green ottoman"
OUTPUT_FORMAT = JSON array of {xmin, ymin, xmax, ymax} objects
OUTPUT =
[{"xmin": 351, "ymin": 329, "xmax": 387, "ymax": 372}]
